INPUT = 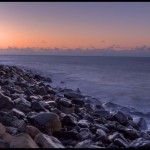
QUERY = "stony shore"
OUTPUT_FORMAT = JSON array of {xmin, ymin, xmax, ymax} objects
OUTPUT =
[{"xmin": 0, "ymin": 64, "xmax": 150, "ymax": 148}]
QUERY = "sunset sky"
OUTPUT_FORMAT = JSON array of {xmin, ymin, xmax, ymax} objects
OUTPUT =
[{"xmin": 0, "ymin": 2, "xmax": 150, "ymax": 52}]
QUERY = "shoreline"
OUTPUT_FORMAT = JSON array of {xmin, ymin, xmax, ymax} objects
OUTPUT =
[{"xmin": 0, "ymin": 64, "xmax": 150, "ymax": 148}]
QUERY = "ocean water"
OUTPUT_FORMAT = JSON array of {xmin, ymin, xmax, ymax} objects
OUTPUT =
[{"xmin": 0, "ymin": 55, "xmax": 150, "ymax": 118}]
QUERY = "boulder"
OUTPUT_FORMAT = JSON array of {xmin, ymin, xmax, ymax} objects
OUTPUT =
[
  {"xmin": 0, "ymin": 92, "xmax": 13, "ymax": 109},
  {"xmin": 10, "ymin": 133, "xmax": 39, "ymax": 148},
  {"xmin": 129, "ymin": 138, "xmax": 150, "ymax": 148},
  {"xmin": 0, "ymin": 123, "xmax": 6, "ymax": 137},
  {"xmin": 0, "ymin": 139, "xmax": 9, "ymax": 148},
  {"xmin": 71, "ymin": 98, "xmax": 85, "ymax": 106},
  {"xmin": 78, "ymin": 120, "xmax": 90, "ymax": 128},
  {"xmin": 31, "ymin": 112, "xmax": 61, "ymax": 132},
  {"xmin": 75, "ymin": 140, "xmax": 102, "ymax": 148},
  {"xmin": 26, "ymin": 125, "xmax": 41, "ymax": 139},
  {"xmin": 61, "ymin": 115, "xmax": 77, "ymax": 127},
  {"xmin": 134, "ymin": 117, "xmax": 148, "ymax": 130},
  {"xmin": 114, "ymin": 138, "xmax": 129, "ymax": 148},
  {"xmin": 79, "ymin": 128, "xmax": 92, "ymax": 140},
  {"xmin": 112, "ymin": 111, "xmax": 128, "ymax": 124},
  {"xmin": 31, "ymin": 101, "xmax": 45, "ymax": 112},
  {"xmin": 10, "ymin": 108, "xmax": 25, "ymax": 119},
  {"xmin": 1, "ymin": 133, "xmax": 13, "ymax": 143},
  {"xmin": 34, "ymin": 133, "xmax": 65, "ymax": 148},
  {"xmin": 64, "ymin": 92, "xmax": 84, "ymax": 99}
]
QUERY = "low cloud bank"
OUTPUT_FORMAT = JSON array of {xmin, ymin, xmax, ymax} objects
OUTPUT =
[{"xmin": 1, "ymin": 45, "xmax": 150, "ymax": 57}]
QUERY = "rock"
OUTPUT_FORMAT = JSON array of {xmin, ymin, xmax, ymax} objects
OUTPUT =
[
  {"xmin": 95, "ymin": 129, "xmax": 107, "ymax": 141},
  {"xmin": 34, "ymin": 133, "xmax": 65, "ymax": 148},
  {"xmin": 1, "ymin": 133, "xmax": 13, "ymax": 143},
  {"xmin": 62, "ymin": 139, "xmax": 77, "ymax": 146},
  {"xmin": 92, "ymin": 110, "xmax": 110, "ymax": 118},
  {"xmin": 114, "ymin": 138, "xmax": 129, "ymax": 148},
  {"xmin": 111, "ymin": 111, "xmax": 128, "ymax": 124},
  {"xmin": 61, "ymin": 115, "xmax": 77, "ymax": 127},
  {"xmin": 14, "ymin": 97, "xmax": 32, "ymax": 114},
  {"xmin": 129, "ymin": 138, "xmax": 150, "ymax": 148},
  {"xmin": 108, "ymin": 132, "xmax": 127, "ymax": 143},
  {"xmin": 10, "ymin": 108, "xmax": 25, "ymax": 119},
  {"xmin": 10, "ymin": 133, "xmax": 39, "ymax": 148},
  {"xmin": 83, "ymin": 114, "xmax": 94, "ymax": 123},
  {"xmin": 85, "ymin": 103, "xmax": 95, "ymax": 112},
  {"xmin": 94, "ymin": 124, "xmax": 109, "ymax": 133},
  {"xmin": 134, "ymin": 117, "xmax": 148, "ymax": 130},
  {"xmin": 64, "ymin": 92, "xmax": 85, "ymax": 99},
  {"xmin": 78, "ymin": 120, "xmax": 90, "ymax": 128},
  {"xmin": 58, "ymin": 99, "xmax": 72, "ymax": 108},
  {"xmin": 31, "ymin": 112, "xmax": 61, "ymax": 132},
  {"xmin": 60, "ymin": 105, "xmax": 74, "ymax": 114},
  {"xmin": 79, "ymin": 128, "xmax": 92, "ymax": 140},
  {"xmin": 61, "ymin": 130, "xmax": 81, "ymax": 141},
  {"xmin": 5, "ymin": 127, "xmax": 18, "ymax": 135},
  {"xmin": 37, "ymin": 86, "xmax": 47, "ymax": 95},
  {"xmin": 138, "ymin": 131, "xmax": 150, "ymax": 140},
  {"xmin": 26, "ymin": 125, "xmax": 41, "ymax": 139},
  {"xmin": 75, "ymin": 140, "xmax": 102, "ymax": 148},
  {"xmin": 0, "ymin": 139, "xmax": 9, "ymax": 148},
  {"xmin": 0, "ymin": 123, "xmax": 6, "ymax": 137},
  {"xmin": 31, "ymin": 101, "xmax": 45, "ymax": 112},
  {"xmin": 94, "ymin": 117, "xmax": 107, "ymax": 124},
  {"xmin": 71, "ymin": 98, "xmax": 85, "ymax": 106},
  {"xmin": 0, "ymin": 92, "xmax": 13, "ymax": 109},
  {"xmin": 117, "ymin": 125, "xmax": 140, "ymax": 140},
  {"xmin": 12, "ymin": 120, "xmax": 26, "ymax": 132}
]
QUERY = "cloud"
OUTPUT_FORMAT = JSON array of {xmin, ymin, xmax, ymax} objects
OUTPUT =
[{"xmin": 1, "ymin": 45, "xmax": 150, "ymax": 57}]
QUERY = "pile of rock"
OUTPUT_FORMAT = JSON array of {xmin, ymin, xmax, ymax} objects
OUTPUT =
[{"xmin": 0, "ymin": 65, "xmax": 150, "ymax": 148}]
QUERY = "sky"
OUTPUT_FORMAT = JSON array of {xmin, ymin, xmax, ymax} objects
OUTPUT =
[{"xmin": 0, "ymin": 2, "xmax": 150, "ymax": 56}]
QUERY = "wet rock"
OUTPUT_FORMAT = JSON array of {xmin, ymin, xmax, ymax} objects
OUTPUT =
[
  {"xmin": 61, "ymin": 115, "xmax": 77, "ymax": 127},
  {"xmin": 79, "ymin": 128, "xmax": 92, "ymax": 140},
  {"xmin": 94, "ymin": 117, "xmax": 107, "ymax": 124},
  {"xmin": 0, "ymin": 139, "xmax": 9, "ymax": 148},
  {"xmin": 37, "ymin": 86, "xmax": 47, "ymax": 95},
  {"xmin": 0, "ymin": 92, "xmax": 13, "ymax": 109},
  {"xmin": 64, "ymin": 92, "xmax": 85, "ymax": 99},
  {"xmin": 138, "ymin": 131, "xmax": 150, "ymax": 140},
  {"xmin": 0, "ymin": 123, "xmax": 6, "ymax": 137},
  {"xmin": 61, "ymin": 130, "xmax": 81, "ymax": 141},
  {"xmin": 31, "ymin": 101, "xmax": 45, "ymax": 112},
  {"xmin": 14, "ymin": 97, "xmax": 32, "ymax": 114},
  {"xmin": 62, "ymin": 139, "xmax": 77, "ymax": 146},
  {"xmin": 31, "ymin": 112, "xmax": 61, "ymax": 132},
  {"xmin": 83, "ymin": 114, "xmax": 94, "ymax": 123},
  {"xmin": 1, "ymin": 133, "xmax": 13, "ymax": 143},
  {"xmin": 117, "ymin": 125, "xmax": 140, "ymax": 140},
  {"xmin": 60, "ymin": 105, "xmax": 74, "ymax": 114},
  {"xmin": 5, "ymin": 127, "xmax": 18, "ymax": 136},
  {"xmin": 134, "ymin": 117, "xmax": 148, "ymax": 130},
  {"xmin": 26, "ymin": 125, "xmax": 41, "ymax": 139},
  {"xmin": 129, "ymin": 137, "xmax": 150, "ymax": 148},
  {"xmin": 34, "ymin": 133, "xmax": 65, "ymax": 148},
  {"xmin": 12, "ymin": 119, "xmax": 26, "ymax": 133},
  {"xmin": 95, "ymin": 129, "xmax": 107, "ymax": 141},
  {"xmin": 10, "ymin": 133, "xmax": 39, "ymax": 148},
  {"xmin": 114, "ymin": 138, "xmax": 129, "ymax": 148},
  {"xmin": 108, "ymin": 132, "xmax": 127, "ymax": 143},
  {"xmin": 94, "ymin": 124, "xmax": 109, "ymax": 133},
  {"xmin": 92, "ymin": 110, "xmax": 110, "ymax": 118},
  {"xmin": 78, "ymin": 120, "xmax": 90, "ymax": 128},
  {"xmin": 10, "ymin": 108, "xmax": 25, "ymax": 119},
  {"xmin": 111, "ymin": 111, "xmax": 128, "ymax": 124},
  {"xmin": 71, "ymin": 98, "xmax": 85, "ymax": 106},
  {"xmin": 75, "ymin": 140, "xmax": 102, "ymax": 148}
]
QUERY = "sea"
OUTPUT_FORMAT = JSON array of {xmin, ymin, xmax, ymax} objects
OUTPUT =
[{"xmin": 0, "ymin": 55, "xmax": 150, "ymax": 128}]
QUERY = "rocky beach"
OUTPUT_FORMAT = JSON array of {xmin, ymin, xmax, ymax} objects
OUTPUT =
[{"xmin": 0, "ymin": 64, "xmax": 150, "ymax": 148}]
